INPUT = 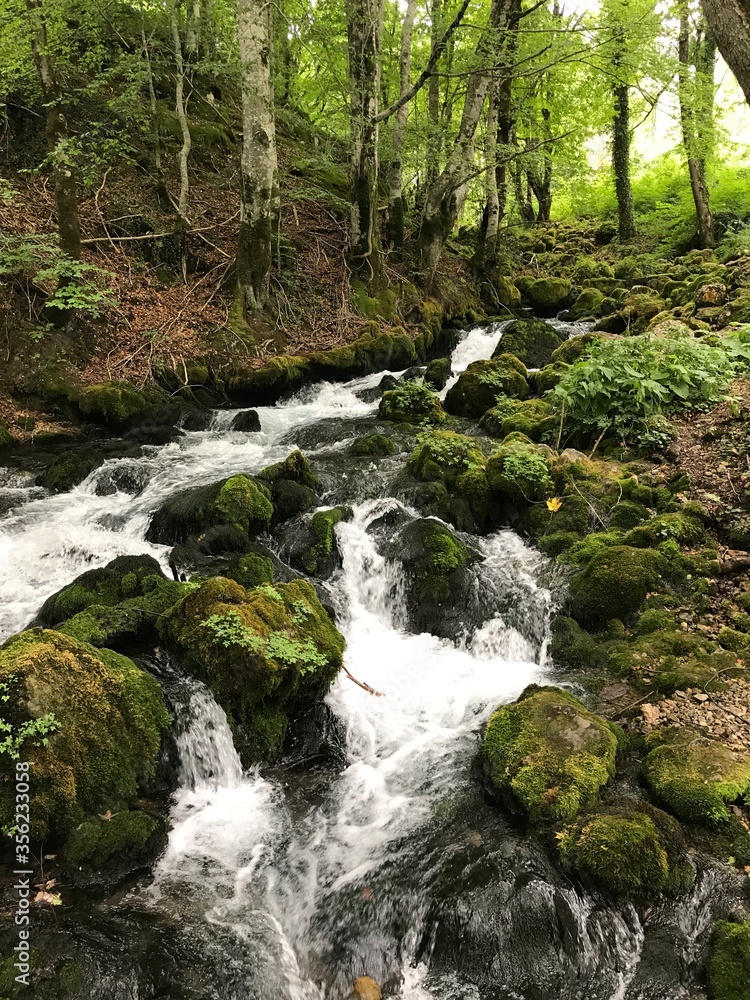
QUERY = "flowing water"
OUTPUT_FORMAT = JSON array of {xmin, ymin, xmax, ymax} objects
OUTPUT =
[{"xmin": 0, "ymin": 321, "xmax": 740, "ymax": 998}]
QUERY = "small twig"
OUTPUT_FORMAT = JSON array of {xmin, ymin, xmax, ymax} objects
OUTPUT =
[
  {"xmin": 610, "ymin": 690, "xmax": 655, "ymax": 719},
  {"xmin": 555, "ymin": 400, "xmax": 565, "ymax": 451}
]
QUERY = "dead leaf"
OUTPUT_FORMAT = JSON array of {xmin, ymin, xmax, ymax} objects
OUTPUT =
[
  {"xmin": 360, "ymin": 887, "xmax": 373, "ymax": 900},
  {"xmin": 99, "ymin": 810, "xmax": 113, "ymax": 821},
  {"xmin": 34, "ymin": 891, "xmax": 62, "ymax": 906},
  {"xmin": 35, "ymin": 878, "xmax": 56, "ymax": 891}
]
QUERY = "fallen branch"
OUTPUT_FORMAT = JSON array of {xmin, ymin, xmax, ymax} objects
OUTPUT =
[{"xmin": 344, "ymin": 666, "xmax": 384, "ymax": 697}]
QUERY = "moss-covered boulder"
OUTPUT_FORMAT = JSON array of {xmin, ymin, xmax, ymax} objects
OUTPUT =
[
  {"xmin": 257, "ymin": 450, "xmax": 319, "ymax": 524},
  {"xmin": 61, "ymin": 809, "xmax": 166, "ymax": 888},
  {"xmin": 492, "ymin": 319, "xmax": 563, "ymax": 368},
  {"xmin": 644, "ymin": 729, "xmax": 750, "ymax": 824},
  {"xmin": 311, "ymin": 327, "xmax": 418, "ymax": 380},
  {"xmin": 226, "ymin": 550, "xmax": 276, "ymax": 588},
  {"xmin": 525, "ymin": 277, "xmax": 572, "ymax": 317},
  {"xmin": 351, "ymin": 433, "xmax": 398, "ymax": 457},
  {"xmin": 146, "ymin": 474, "xmax": 273, "ymax": 545},
  {"xmin": 396, "ymin": 518, "xmax": 476, "ymax": 637},
  {"xmin": 482, "ymin": 686, "xmax": 621, "ymax": 822},
  {"xmin": 0, "ymin": 629, "xmax": 170, "ymax": 840},
  {"xmin": 226, "ymin": 355, "xmax": 313, "ymax": 406},
  {"xmin": 424, "ymin": 356, "xmax": 452, "ymax": 390},
  {"xmin": 444, "ymin": 357, "xmax": 529, "ymax": 419},
  {"xmin": 379, "ymin": 380, "xmax": 446, "ymax": 424},
  {"xmin": 259, "ymin": 449, "xmax": 319, "ymax": 490},
  {"xmin": 159, "ymin": 576, "xmax": 345, "ymax": 762},
  {"xmin": 708, "ymin": 921, "xmax": 750, "ymax": 1000},
  {"xmin": 75, "ymin": 381, "xmax": 158, "ymax": 428},
  {"xmin": 557, "ymin": 801, "xmax": 694, "ymax": 899},
  {"xmin": 480, "ymin": 398, "xmax": 557, "ymax": 442},
  {"xmin": 287, "ymin": 506, "xmax": 351, "ymax": 577},
  {"xmin": 569, "ymin": 546, "xmax": 669, "ymax": 628},
  {"xmin": 551, "ymin": 332, "xmax": 601, "ymax": 364},
  {"xmin": 35, "ymin": 554, "xmax": 168, "ymax": 626},
  {"xmin": 405, "ymin": 431, "xmax": 492, "ymax": 532},
  {"xmin": 37, "ymin": 448, "xmax": 103, "ymax": 493},
  {"xmin": 531, "ymin": 361, "xmax": 570, "ymax": 394},
  {"xmin": 568, "ymin": 288, "xmax": 606, "ymax": 321},
  {"xmin": 485, "ymin": 435, "xmax": 555, "ymax": 511}
]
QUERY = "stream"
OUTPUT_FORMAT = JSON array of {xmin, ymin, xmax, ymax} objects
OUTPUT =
[{"xmin": 0, "ymin": 320, "xmax": 741, "ymax": 999}]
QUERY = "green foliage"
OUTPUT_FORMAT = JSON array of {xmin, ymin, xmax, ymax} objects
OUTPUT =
[
  {"xmin": 554, "ymin": 335, "xmax": 734, "ymax": 445},
  {"xmin": 379, "ymin": 378, "xmax": 446, "ymax": 425},
  {"xmin": 709, "ymin": 921, "xmax": 750, "ymax": 1000},
  {"xmin": 0, "ymin": 674, "xmax": 60, "ymax": 761}
]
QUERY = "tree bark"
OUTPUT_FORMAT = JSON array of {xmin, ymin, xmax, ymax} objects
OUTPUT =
[
  {"xmin": 26, "ymin": 0, "xmax": 81, "ymax": 261},
  {"xmin": 426, "ymin": 0, "xmax": 443, "ymax": 193},
  {"xmin": 612, "ymin": 79, "xmax": 636, "ymax": 241},
  {"xmin": 236, "ymin": 0, "xmax": 279, "ymax": 314},
  {"xmin": 418, "ymin": 0, "xmax": 516, "ymax": 289},
  {"xmin": 171, "ymin": 6, "xmax": 192, "ymax": 224},
  {"xmin": 701, "ymin": 0, "xmax": 750, "ymax": 106},
  {"xmin": 679, "ymin": 3, "xmax": 716, "ymax": 248},
  {"xmin": 386, "ymin": 0, "xmax": 417, "ymax": 253},
  {"xmin": 347, "ymin": 0, "xmax": 386, "ymax": 288}
]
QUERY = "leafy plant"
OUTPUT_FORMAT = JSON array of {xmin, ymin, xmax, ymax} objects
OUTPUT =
[
  {"xmin": 553, "ymin": 334, "xmax": 733, "ymax": 445},
  {"xmin": 200, "ymin": 611, "xmax": 326, "ymax": 675},
  {"xmin": 200, "ymin": 611, "xmax": 264, "ymax": 651},
  {"xmin": 0, "ymin": 675, "xmax": 60, "ymax": 760}
]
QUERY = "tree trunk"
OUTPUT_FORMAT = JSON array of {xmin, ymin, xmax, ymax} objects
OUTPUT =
[
  {"xmin": 426, "ymin": 0, "xmax": 442, "ymax": 192},
  {"xmin": 418, "ymin": 0, "xmax": 516, "ymax": 289},
  {"xmin": 679, "ymin": 3, "xmax": 716, "ymax": 248},
  {"xmin": 236, "ymin": 0, "xmax": 279, "ymax": 314},
  {"xmin": 26, "ymin": 0, "xmax": 81, "ymax": 261},
  {"xmin": 612, "ymin": 80, "xmax": 636, "ymax": 241},
  {"xmin": 347, "ymin": 0, "xmax": 386, "ymax": 288},
  {"xmin": 171, "ymin": 6, "xmax": 192, "ymax": 224},
  {"xmin": 701, "ymin": 0, "xmax": 750, "ymax": 106},
  {"xmin": 386, "ymin": 0, "xmax": 417, "ymax": 253},
  {"xmin": 484, "ymin": 86, "xmax": 501, "ymax": 252}
]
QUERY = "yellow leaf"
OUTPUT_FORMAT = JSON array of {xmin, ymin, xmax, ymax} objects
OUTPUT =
[
  {"xmin": 546, "ymin": 497, "xmax": 563, "ymax": 513},
  {"xmin": 34, "ymin": 891, "xmax": 62, "ymax": 906},
  {"xmin": 99, "ymin": 810, "xmax": 113, "ymax": 821}
]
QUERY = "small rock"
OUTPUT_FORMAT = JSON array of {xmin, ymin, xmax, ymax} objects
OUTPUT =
[
  {"xmin": 693, "ymin": 692, "xmax": 709, "ymax": 703},
  {"xmin": 695, "ymin": 283, "xmax": 727, "ymax": 307},
  {"xmin": 351, "ymin": 977, "xmax": 381, "ymax": 1000},
  {"xmin": 642, "ymin": 703, "xmax": 660, "ymax": 726}
]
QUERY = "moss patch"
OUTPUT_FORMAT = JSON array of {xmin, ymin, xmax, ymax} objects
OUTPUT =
[
  {"xmin": 708, "ymin": 921, "xmax": 750, "ymax": 1000},
  {"xmin": 444, "ymin": 357, "xmax": 530, "ymax": 419}
]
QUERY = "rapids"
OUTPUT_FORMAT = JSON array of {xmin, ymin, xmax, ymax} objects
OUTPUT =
[{"xmin": 0, "ymin": 320, "xmax": 740, "ymax": 999}]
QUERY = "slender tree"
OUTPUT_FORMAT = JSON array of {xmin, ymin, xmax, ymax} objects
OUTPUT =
[
  {"xmin": 700, "ymin": 0, "xmax": 750, "ymax": 106},
  {"xmin": 385, "ymin": 0, "xmax": 417, "ymax": 253},
  {"xmin": 25, "ymin": 0, "xmax": 81, "ymax": 261},
  {"xmin": 678, "ymin": 1, "xmax": 716, "ymax": 248},
  {"xmin": 236, "ymin": 0, "xmax": 279, "ymax": 314}
]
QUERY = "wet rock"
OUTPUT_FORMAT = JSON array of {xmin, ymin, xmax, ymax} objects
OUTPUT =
[
  {"xmin": 492, "ymin": 319, "xmax": 563, "ymax": 368},
  {"xmin": 695, "ymin": 282, "xmax": 727, "ymax": 307},
  {"xmin": 350, "ymin": 976, "xmax": 381, "ymax": 1000},
  {"xmin": 146, "ymin": 474, "xmax": 273, "ymax": 545},
  {"xmin": 444, "ymin": 356, "xmax": 529, "ymax": 419},
  {"xmin": 230, "ymin": 409, "xmax": 262, "ymax": 432},
  {"xmin": 379, "ymin": 381, "xmax": 446, "ymax": 424}
]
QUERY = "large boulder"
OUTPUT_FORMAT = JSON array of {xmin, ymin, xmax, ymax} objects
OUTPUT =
[
  {"xmin": 259, "ymin": 450, "xmax": 319, "ymax": 525},
  {"xmin": 283, "ymin": 506, "xmax": 351, "ymax": 578},
  {"xmin": 492, "ymin": 319, "xmax": 563, "ymax": 368},
  {"xmin": 0, "ymin": 629, "xmax": 170, "ymax": 841},
  {"xmin": 556, "ymin": 801, "xmax": 693, "ymax": 899},
  {"xmin": 569, "ymin": 545, "xmax": 669, "ymax": 628},
  {"xmin": 444, "ymin": 356, "xmax": 529, "ymax": 419},
  {"xmin": 405, "ymin": 431, "xmax": 493, "ymax": 533},
  {"xmin": 485, "ymin": 434, "xmax": 555, "ymax": 512},
  {"xmin": 479, "ymin": 398, "xmax": 557, "ymax": 442},
  {"xmin": 379, "ymin": 381, "xmax": 446, "ymax": 424},
  {"xmin": 159, "ymin": 577, "xmax": 345, "ymax": 763},
  {"xmin": 709, "ymin": 921, "xmax": 750, "ymax": 1000},
  {"xmin": 525, "ymin": 278, "xmax": 572, "ymax": 317},
  {"xmin": 146, "ymin": 474, "xmax": 273, "ymax": 545},
  {"xmin": 482, "ymin": 685, "xmax": 621, "ymax": 821}
]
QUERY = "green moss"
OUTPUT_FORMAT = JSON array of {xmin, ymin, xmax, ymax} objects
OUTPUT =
[
  {"xmin": 551, "ymin": 332, "xmax": 601, "ymax": 364},
  {"xmin": 492, "ymin": 319, "xmax": 563, "ymax": 368},
  {"xmin": 569, "ymin": 546, "xmax": 669, "ymax": 628},
  {"xmin": 226, "ymin": 552, "xmax": 275, "ymax": 588},
  {"xmin": 37, "ymin": 449, "xmax": 101, "ymax": 493},
  {"xmin": 645, "ymin": 731, "xmax": 750, "ymax": 824},
  {"xmin": 351, "ymin": 280, "xmax": 398, "ymax": 321},
  {"xmin": 379, "ymin": 380, "xmax": 446, "ymax": 424},
  {"xmin": 608, "ymin": 501, "xmax": 650, "ymax": 530},
  {"xmin": 407, "ymin": 430, "xmax": 484, "ymax": 482},
  {"xmin": 298, "ymin": 506, "xmax": 349, "ymax": 575},
  {"xmin": 444, "ymin": 357, "xmax": 530, "ymax": 418},
  {"xmin": 557, "ymin": 802, "xmax": 694, "ymax": 899},
  {"xmin": 549, "ymin": 616, "xmax": 610, "ymax": 671},
  {"xmin": 215, "ymin": 475, "xmax": 274, "ymax": 530},
  {"xmin": 351, "ymin": 433, "xmax": 397, "ymax": 457},
  {"xmin": 159, "ymin": 577, "xmax": 344, "ymax": 763},
  {"xmin": 311, "ymin": 327, "xmax": 417, "ymax": 379},
  {"xmin": 424, "ymin": 356, "xmax": 452, "ymax": 390},
  {"xmin": 531, "ymin": 361, "xmax": 571, "ymax": 394},
  {"xmin": 400, "ymin": 518, "xmax": 470, "ymax": 611},
  {"xmin": 63, "ymin": 810, "xmax": 161, "ymax": 868},
  {"xmin": 482, "ymin": 686, "xmax": 621, "ymax": 822},
  {"xmin": 0, "ymin": 419, "xmax": 12, "ymax": 448},
  {"xmin": 0, "ymin": 629, "xmax": 169, "ymax": 840},
  {"xmin": 226, "ymin": 355, "xmax": 312, "ymax": 405},
  {"xmin": 709, "ymin": 921, "xmax": 750, "ymax": 1000},
  {"xmin": 75, "ymin": 381, "xmax": 156, "ymax": 427},
  {"xmin": 36, "ymin": 554, "xmax": 167, "ymax": 626},
  {"xmin": 259, "ymin": 449, "xmax": 319, "ymax": 489},
  {"xmin": 623, "ymin": 511, "xmax": 705, "ymax": 548},
  {"xmin": 568, "ymin": 288, "xmax": 606, "ymax": 321},
  {"xmin": 525, "ymin": 277, "xmax": 572, "ymax": 317},
  {"xmin": 480, "ymin": 398, "xmax": 557, "ymax": 442}
]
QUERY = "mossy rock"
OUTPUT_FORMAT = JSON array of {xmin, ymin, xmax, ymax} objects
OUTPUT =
[
  {"xmin": 569, "ymin": 546, "xmax": 669, "ymax": 628},
  {"xmin": 225, "ymin": 550, "xmax": 275, "ymax": 588},
  {"xmin": 61, "ymin": 809, "xmax": 166, "ymax": 886},
  {"xmin": 311, "ymin": 327, "xmax": 417, "ymax": 380},
  {"xmin": 531, "ymin": 361, "xmax": 570, "ymax": 394},
  {"xmin": 288, "ymin": 506, "xmax": 351, "ymax": 577},
  {"xmin": 146, "ymin": 474, "xmax": 273, "ymax": 545},
  {"xmin": 557, "ymin": 801, "xmax": 694, "ymax": 899},
  {"xmin": 259, "ymin": 449, "xmax": 319, "ymax": 490},
  {"xmin": 480, "ymin": 398, "xmax": 557, "ymax": 442},
  {"xmin": 551, "ymin": 332, "xmax": 601, "ymax": 364},
  {"xmin": 623, "ymin": 511, "xmax": 705, "ymax": 548},
  {"xmin": 708, "ymin": 921, "xmax": 750, "ymax": 1000},
  {"xmin": 351, "ymin": 433, "xmax": 397, "ymax": 457},
  {"xmin": 0, "ymin": 419, "xmax": 12, "ymax": 449},
  {"xmin": 396, "ymin": 517, "xmax": 475, "ymax": 637},
  {"xmin": 644, "ymin": 730, "xmax": 750, "ymax": 824},
  {"xmin": 492, "ymin": 319, "xmax": 563, "ymax": 368},
  {"xmin": 159, "ymin": 577, "xmax": 345, "ymax": 763},
  {"xmin": 568, "ymin": 288, "xmax": 606, "ymax": 321},
  {"xmin": 407, "ymin": 430, "xmax": 485, "ymax": 484},
  {"xmin": 36, "ymin": 554, "xmax": 167, "ymax": 626},
  {"xmin": 485, "ymin": 436, "xmax": 555, "ymax": 509},
  {"xmin": 36, "ymin": 448, "xmax": 103, "ymax": 493},
  {"xmin": 424, "ymin": 356, "xmax": 452, "ymax": 390},
  {"xmin": 525, "ymin": 277, "xmax": 572, "ymax": 317},
  {"xmin": 379, "ymin": 381, "xmax": 446, "ymax": 424},
  {"xmin": 482, "ymin": 685, "xmax": 622, "ymax": 822},
  {"xmin": 0, "ymin": 629, "xmax": 169, "ymax": 840},
  {"xmin": 75, "ymin": 381, "xmax": 158, "ymax": 428},
  {"xmin": 444, "ymin": 357, "xmax": 529, "ymax": 419},
  {"xmin": 226, "ymin": 355, "xmax": 313, "ymax": 406},
  {"xmin": 57, "ymin": 578, "xmax": 192, "ymax": 650}
]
